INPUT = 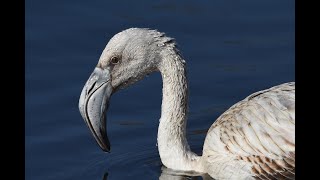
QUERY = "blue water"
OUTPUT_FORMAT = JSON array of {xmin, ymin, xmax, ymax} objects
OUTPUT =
[{"xmin": 25, "ymin": 1, "xmax": 294, "ymax": 179}]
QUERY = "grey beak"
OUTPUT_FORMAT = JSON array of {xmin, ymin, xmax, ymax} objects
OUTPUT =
[{"xmin": 79, "ymin": 67, "xmax": 113, "ymax": 152}]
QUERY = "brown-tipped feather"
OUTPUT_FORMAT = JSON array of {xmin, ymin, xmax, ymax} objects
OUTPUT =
[{"xmin": 203, "ymin": 82, "xmax": 295, "ymax": 179}]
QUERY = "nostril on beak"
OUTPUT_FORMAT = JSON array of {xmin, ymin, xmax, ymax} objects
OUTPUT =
[{"xmin": 86, "ymin": 82, "xmax": 97, "ymax": 95}]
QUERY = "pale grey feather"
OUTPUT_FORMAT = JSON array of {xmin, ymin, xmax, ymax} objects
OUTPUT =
[
  {"xmin": 79, "ymin": 28, "xmax": 295, "ymax": 180},
  {"xmin": 203, "ymin": 82, "xmax": 295, "ymax": 179}
]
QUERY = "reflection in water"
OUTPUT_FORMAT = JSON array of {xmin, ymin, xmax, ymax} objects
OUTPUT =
[
  {"xmin": 103, "ymin": 172, "xmax": 108, "ymax": 180},
  {"xmin": 159, "ymin": 166, "xmax": 214, "ymax": 180},
  {"xmin": 99, "ymin": 126, "xmax": 209, "ymax": 179},
  {"xmin": 102, "ymin": 166, "xmax": 214, "ymax": 180}
]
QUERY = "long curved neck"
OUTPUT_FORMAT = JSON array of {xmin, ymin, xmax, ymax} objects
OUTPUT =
[{"xmin": 157, "ymin": 47, "xmax": 204, "ymax": 172}]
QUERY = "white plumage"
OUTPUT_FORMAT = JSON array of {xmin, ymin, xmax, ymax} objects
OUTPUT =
[
  {"xmin": 79, "ymin": 28, "xmax": 295, "ymax": 179},
  {"xmin": 202, "ymin": 82, "xmax": 295, "ymax": 179}
]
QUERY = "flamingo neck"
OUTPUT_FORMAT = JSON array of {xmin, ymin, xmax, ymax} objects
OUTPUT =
[{"xmin": 157, "ymin": 47, "xmax": 204, "ymax": 172}]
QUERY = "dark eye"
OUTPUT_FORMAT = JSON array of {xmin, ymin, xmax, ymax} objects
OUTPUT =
[{"xmin": 110, "ymin": 56, "xmax": 120, "ymax": 65}]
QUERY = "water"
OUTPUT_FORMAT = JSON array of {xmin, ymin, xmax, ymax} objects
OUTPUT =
[{"xmin": 25, "ymin": 1, "xmax": 294, "ymax": 179}]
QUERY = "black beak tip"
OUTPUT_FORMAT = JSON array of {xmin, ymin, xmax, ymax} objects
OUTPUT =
[
  {"xmin": 98, "ymin": 139, "xmax": 111, "ymax": 153},
  {"xmin": 101, "ymin": 147, "xmax": 111, "ymax": 153}
]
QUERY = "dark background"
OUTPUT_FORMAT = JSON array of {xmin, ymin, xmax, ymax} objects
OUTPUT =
[{"xmin": 25, "ymin": 1, "xmax": 294, "ymax": 179}]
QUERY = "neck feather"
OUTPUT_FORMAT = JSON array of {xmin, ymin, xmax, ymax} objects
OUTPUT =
[{"xmin": 156, "ymin": 46, "xmax": 204, "ymax": 172}]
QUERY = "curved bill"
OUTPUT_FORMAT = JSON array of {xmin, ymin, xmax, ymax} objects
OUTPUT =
[{"xmin": 79, "ymin": 67, "xmax": 113, "ymax": 152}]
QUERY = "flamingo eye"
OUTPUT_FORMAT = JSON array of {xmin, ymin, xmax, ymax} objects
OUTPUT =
[{"xmin": 110, "ymin": 56, "xmax": 120, "ymax": 64}]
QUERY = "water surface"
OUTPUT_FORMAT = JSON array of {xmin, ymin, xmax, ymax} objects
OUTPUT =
[{"xmin": 25, "ymin": 1, "xmax": 294, "ymax": 179}]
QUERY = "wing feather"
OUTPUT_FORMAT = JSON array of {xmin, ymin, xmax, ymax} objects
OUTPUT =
[{"xmin": 203, "ymin": 82, "xmax": 295, "ymax": 179}]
